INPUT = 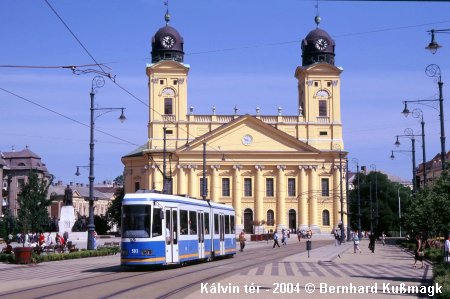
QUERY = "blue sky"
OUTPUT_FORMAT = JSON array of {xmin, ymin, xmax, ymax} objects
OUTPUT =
[{"xmin": 1, "ymin": 0, "xmax": 449, "ymax": 185}]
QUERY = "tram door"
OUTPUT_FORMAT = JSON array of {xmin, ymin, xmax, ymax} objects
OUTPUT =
[
  {"xmin": 165, "ymin": 208, "xmax": 179, "ymax": 263},
  {"xmin": 219, "ymin": 214, "xmax": 225, "ymax": 255},
  {"xmin": 197, "ymin": 212, "xmax": 205, "ymax": 259}
]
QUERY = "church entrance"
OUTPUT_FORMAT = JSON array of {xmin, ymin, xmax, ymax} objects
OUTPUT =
[
  {"xmin": 244, "ymin": 208, "xmax": 254, "ymax": 234},
  {"xmin": 288, "ymin": 209, "xmax": 296, "ymax": 231}
]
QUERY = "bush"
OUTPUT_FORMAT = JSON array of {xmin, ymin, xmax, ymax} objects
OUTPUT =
[
  {"xmin": 31, "ymin": 247, "xmax": 120, "ymax": 263},
  {"xmin": 434, "ymin": 264, "xmax": 450, "ymax": 298},
  {"xmin": 0, "ymin": 253, "xmax": 14, "ymax": 263}
]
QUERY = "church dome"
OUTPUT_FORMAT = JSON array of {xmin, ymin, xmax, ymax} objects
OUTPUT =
[
  {"xmin": 301, "ymin": 17, "xmax": 335, "ymax": 66},
  {"xmin": 151, "ymin": 11, "xmax": 184, "ymax": 63}
]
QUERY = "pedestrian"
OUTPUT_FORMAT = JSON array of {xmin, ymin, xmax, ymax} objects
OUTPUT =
[
  {"xmin": 63, "ymin": 231, "xmax": 69, "ymax": 243},
  {"xmin": 413, "ymin": 234, "xmax": 424, "ymax": 269},
  {"xmin": 381, "ymin": 232, "xmax": 386, "ymax": 246},
  {"xmin": 368, "ymin": 232, "xmax": 376, "ymax": 253},
  {"xmin": 273, "ymin": 230, "xmax": 280, "ymax": 248},
  {"xmin": 239, "ymin": 231, "xmax": 246, "ymax": 252},
  {"xmin": 281, "ymin": 229, "xmax": 287, "ymax": 245},
  {"xmin": 334, "ymin": 229, "xmax": 340, "ymax": 246},
  {"xmin": 445, "ymin": 235, "xmax": 450, "ymax": 263},
  {"xmin": 297, "ymin": 230, "xmax": 302, "ymax": 242},
  {"xmin": 353, "ymin": 230, "xmax": 361, "ymax": 253},
  {"xmin": 93, "ymin": 231, "xmax": 98, "ymax": 249}
]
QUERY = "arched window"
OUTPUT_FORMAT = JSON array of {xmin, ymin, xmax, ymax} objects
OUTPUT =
[
  {"xmin": 267, "ymin": 210, "xmax": 274, "ymax": 226},
  {"xmin": 322, "ymin": 210, "xmax": 330, "ymax": 226}
]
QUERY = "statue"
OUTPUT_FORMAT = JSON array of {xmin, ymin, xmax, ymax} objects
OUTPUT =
[{"xmin": 63, "ymin": 185, "xmax": 73, "ymax": 206}]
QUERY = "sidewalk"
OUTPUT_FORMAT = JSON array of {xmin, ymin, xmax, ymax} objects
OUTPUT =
[{"xmin": 186, "ymin": 239, "xmax": 434, "ymax": 298}]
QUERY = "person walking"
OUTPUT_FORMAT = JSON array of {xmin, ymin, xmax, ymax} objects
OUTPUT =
[
  {"xmin": 273, "ymin": 230, "xmax": 280, "ymax": 248},
  {"xmin": 239, "ymin": 231, "xmax": 246, "ymax": 252},
  {"xmin": 381, "ymin": 232, "xmax": 386, "ymax": 246},
  {"xmin": 281, "ymin": 229, "xmax": 287, "ymax": 245},
  {"xmin": 445, "ymin": 235, "xmax": 450, "ymax": 263},
  {"xmin": 368, "ymin": 232, "xmax": 376, "ymax": 253},
  {"xmin": 413, "ymin": 235, "xmax": 424, "ymax": 269},
  {"xmin": 353, "ymin": 230, "xmax": 361, "ymax": 253}
]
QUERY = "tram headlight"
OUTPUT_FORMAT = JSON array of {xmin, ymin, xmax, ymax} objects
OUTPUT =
[
  {"xmin": 121, "ymin": 249, "xmax": 128, "ymax": 256},
  {"xmin": 142, "ymin": 249, "xmax": 152, "ymax": 255}
]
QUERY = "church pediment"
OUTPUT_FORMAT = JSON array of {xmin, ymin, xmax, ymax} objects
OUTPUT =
[
  {"xmin": 147, "ymin": 60, "xmax": 190, "ymax": 72},
  {"xmin": 178, "ymin": 115, "xmax": 320, "ymax": 154}
]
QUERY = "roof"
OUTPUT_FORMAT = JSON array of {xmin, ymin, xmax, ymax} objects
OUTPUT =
[
  {"xmin": 122, "ymin": 144, "xmax": 147, "ymax": 158},
  {"xmin": 48, "ymin": 183, "xmax": 110, "ymax": 200}
]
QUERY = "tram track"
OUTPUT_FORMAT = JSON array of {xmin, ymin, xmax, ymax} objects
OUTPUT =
[{"xmin": 0, "ymin": 240, "xmax": 327, "ymax": 299}]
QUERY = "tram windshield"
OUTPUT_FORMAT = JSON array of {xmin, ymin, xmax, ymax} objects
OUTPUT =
[{"xmin": 122, "ymin": 205, "xmax": 151, "ymax": 238}]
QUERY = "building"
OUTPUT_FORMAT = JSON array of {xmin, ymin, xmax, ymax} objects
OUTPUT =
[
  {"xmin": 48, "ymin": 181, "xmax": 113, "ymax": 220},
  {"xmin": 416, "ymin": 151, "xmax": 450, "ymax": 188},
  {"xmin": 122, "ymin": 12, "xmax": 348, "ymax": 234},
  {"xmin": 1, "ymin": 147, "xmax": 52, "ymax": 217}
]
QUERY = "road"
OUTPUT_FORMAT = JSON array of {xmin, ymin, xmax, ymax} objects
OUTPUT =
[{"xmin": 0, "ymin": 238, "xmax": 433, "ymax": 299}]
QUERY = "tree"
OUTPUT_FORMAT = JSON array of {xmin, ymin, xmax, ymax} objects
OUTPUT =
[
  {"xmin": 16, "ymin": 171, "xmax": 53, "ymax": 243},
  {"xmin": 349, "ymin": 171, "xmax": 412, "ymax": 236},
  {"xmin": 113, "ymin": 175, "xmax": 124, "ymax": 186},
  {"xmin": 403, "ymin": 169, "xmax": 450, "ymax": 237},
  {"xmin": 106, "ymin": 187, "xmax": 124, "ymax": 229}
]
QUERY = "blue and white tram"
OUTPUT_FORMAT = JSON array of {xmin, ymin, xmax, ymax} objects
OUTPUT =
[{"xmin": 121, "ymin": 192, "xmax": 236, "ymax": 266}]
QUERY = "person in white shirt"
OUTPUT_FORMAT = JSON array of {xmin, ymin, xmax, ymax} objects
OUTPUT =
[{"xmin": 445, "ymin": 235, "xmax": 450, "ymax": 263}]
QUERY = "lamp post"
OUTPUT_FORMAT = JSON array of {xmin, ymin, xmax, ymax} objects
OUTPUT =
[
  {"xmin": 346, "ymin": 159, "xmax": 351, "ymax": 241},
  {"xmin": 402, "ymin": 64, "xmax": 446, "ymax": 171},
  {"xmin": 397, "ymin": 186, "xmax": 402, "ymax": 237},
  {"xmin": 425, "ymin": 29, "xmax": 450, "ymax": 54},
  {"xmin": 352, "ymin": 158, "xmax": 362, "ymax": 238},
  {"xmin": 370, "ymin": 164, "xmax": 378, "ymax": 230},
  {"xmin": 86, "ymin": 75, "xmax": 126, "ymax": 250},
  {"xmin": 202, "ymin": 142, "xmax": 207, "ymax": 200},
  {"xmin": 393, "ymin": 128, "xmax": 417, "ymax": 193},
  {"xmin": 333, "ymin": 144, "xmax": 345, "ymax": 243}
]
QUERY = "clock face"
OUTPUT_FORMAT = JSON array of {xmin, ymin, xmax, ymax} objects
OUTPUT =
[
  {"xmin": 161, "ymin": 35, "xmax": 175, "ymax": 48},
  {"xmin": 315, "ymin": 38, "xmax": 328, "ymax": 51},
  {"xmin": 242, "ymin": 134, "xmax": 253, "ymax": 146}
]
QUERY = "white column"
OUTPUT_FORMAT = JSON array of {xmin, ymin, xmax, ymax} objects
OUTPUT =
[
  {"xmin": 177, "ymin": 165, "xmax": 186, "ymax": 195},
  {"xmin": 276, "ymin": 165, "xmax": 286, "ymax": 228},
  {"xmin": 211, "ymin": 165, "xmax": 220, "ymax": 202},
  {"xmin": 308, "ymin": 166, "xmax": 320, "ymax": 232},
  {"xmin": 333, "ymin": 166, "xmax": 340, "ymax": 227},
  {"xmin": 255, "ymin": 165, "xmax": 264, "ymax": 222},
  {"xmin": 298, "ymin": 167, "xmax": 308, "ymax": 230},
  {"xmin": 188, "ymin": 165, "xmax": 197, "ymax": 198},
  {"xmin": 233, "ymin": 165, "xmax": 243, "ymax": 227}
]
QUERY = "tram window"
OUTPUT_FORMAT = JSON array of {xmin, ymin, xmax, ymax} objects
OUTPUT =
[
  {"xmin": 152, "ymin": 207, "xmax": 162, "ymax": 237},
  {"xmin": 225, "ymin": 215, "xmax": 230, "ymax": 234},
  {"xmin": 214, "ymin": 214, "xmax": 219, "ymax": 234},
  {"xmin": 230, "ymin": 215, "xmax": 235, "ymax": 234},
  {"xmin": 204, "ymin": 212, "xmax": 210, "ymax": 234},
  {"xmin": 122, "ymin": 205, "xmax": 151, "ymax": 238},
  {"xmin": 180, "ymin": 210, "xmax": 188, "ymax": 235},
  {"xmin": 189, "ymin": 211, "xmax": 197, "ymax": 234}
]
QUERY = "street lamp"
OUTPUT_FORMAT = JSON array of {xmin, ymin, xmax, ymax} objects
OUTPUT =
[
  {"xmin": 392, "ymin": 128, "xmax": 417, "ymax": 193},
  {"xmin": 352, "ymin": 158, "xmax": 362, "ymax": 238},
  {"xmin": 412, "ymin": 109, "xmax": 427, "ymax": 187},
  {"xmin": 370, "ymin": 164, "xmax": 378, "ymax": 229},
  {"xmin": 397, "ymin": 186, "xmax": 403, "ymax": 237},
  {"xmin": 425, "ymin": 29, "xmax": 450, "ymax": 54},
  {"xmin": 402, "ymin": 64, "xmax": 446, "ymax": 171},
  {"xmin": 333, "ymin": 144, "xmax": 345, "ymax": 243},
  {"xmin": 86, "ymin": 75, "xmax": 126, "ymax": 250}
]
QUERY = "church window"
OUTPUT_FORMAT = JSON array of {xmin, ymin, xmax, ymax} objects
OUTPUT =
[
  {"xmin": 134, "ymin": 182, "xmax": 140, "ymax": 192},
  {"xmin": 321, "ymin": 178, "xmax": 329, "ymax": 196},
  {"xmin": 267, "ymin": 210, "xmax": 274, "ymax": 226},
  {"xmin": 159, "ymin": 80, "xmax": 164, "ymax": 85},
  {"xmin": 173, "ymin": 80, "xmax": 178, "ymax": 85},
  {"xmin": 266, "ymin": 178, "xmax": 274, "ymax": 197},
  {"xmin": 288, "ymin": 178, "xmax": 296, "ymax": 197},
  {"xmin": 166, "ymin": 130, "xmax": 173, "ymax": 135},
  {"xmin": 319, "ymin": 100, "xmax": 327, "ymax": 117},
  {"xmin": 164, "ymin": 98, "xmax": 173, "ymax": 115},
  {"xmin": 327, "ymin": 81, "xmax": 331, "ymax": 87},
  {"xmin": 244, "ymin": 178, "xmax": 252, "ymax": 197},
  {"xmin": 222, "ymin": 178, "xmax": 230, "ymax": 197},
  {"xmin": 320, "ymin": 131, "xmax": 328, "ymax": 136},
  {"xmin": 314, "ymin": 81, "xmax": 319, "ymax": 87},
  {"xmin": 322, "ymin": 210, "xmax": 330, "ymax": 226}
]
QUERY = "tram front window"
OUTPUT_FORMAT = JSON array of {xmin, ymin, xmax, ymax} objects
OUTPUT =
[{"xmin": 122, "ymin": 205, "xmax": 151, "ymax": 238}]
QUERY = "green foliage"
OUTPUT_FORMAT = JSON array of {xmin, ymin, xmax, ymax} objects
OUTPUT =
[
  {"xmin": 106, "ymin": 187, "xmax": 124, "ymax": 229},
  {"xmin": 31, "ymin": 247, "xmax": 119, "ymax": 263},
  {"xmin": 349, "ymin": 171, "xmax": 411, "ymax": 236},
  {"xmin": 0, "ymin": 253, "xmax": 14, "ymax": 263},
  {"xmin": 16, "ymin": 171, "xmax": 53, "ymax": 237},
  {"xmin": 403, "ymin": 170, "xmax": 450, "ymax": 236},
  {"xmin": 434, "ymin": 264, "xmax": 450, "ymax": 299},
  {"xmin": 94, "ymin": 215, "xmax": 111, "ymax": 235}
]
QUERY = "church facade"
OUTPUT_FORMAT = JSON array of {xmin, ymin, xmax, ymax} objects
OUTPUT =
[{"xmin": 122, "ymin": 12, "xmax": 348, "ymax": 234}]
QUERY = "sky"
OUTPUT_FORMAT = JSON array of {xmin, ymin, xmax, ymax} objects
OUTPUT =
[{"xmin": 1, "ymin": 0, "xmax": 449, "ymax": 185}]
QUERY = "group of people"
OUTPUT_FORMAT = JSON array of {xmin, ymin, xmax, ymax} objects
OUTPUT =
[{"xmin": 351, "ymin": 230, "xmax": 386, "ymax": 254}]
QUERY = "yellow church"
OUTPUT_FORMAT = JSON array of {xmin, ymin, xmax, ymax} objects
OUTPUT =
[{"xmin": 122, "ymin": 12, "xmax": 347, "ymax": 235}]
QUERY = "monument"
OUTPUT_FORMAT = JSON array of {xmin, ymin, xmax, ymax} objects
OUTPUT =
[{"xmin": 58, "ymin": 185, "xmax": 75, "ymax": 235}]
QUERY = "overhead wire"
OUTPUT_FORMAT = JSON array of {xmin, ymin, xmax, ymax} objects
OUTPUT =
[{"xmin": 0, "ymin": 86, "xmax": 139, "ymax": 147}]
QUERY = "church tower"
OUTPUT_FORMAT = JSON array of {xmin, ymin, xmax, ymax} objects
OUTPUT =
[
  {"xmin": 295, "ymin": 15, "xmax": 343, "ymax": 150},
  {"xmin": 146, "ymin": 8, "xmax": 189, "ymax": 151}
]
